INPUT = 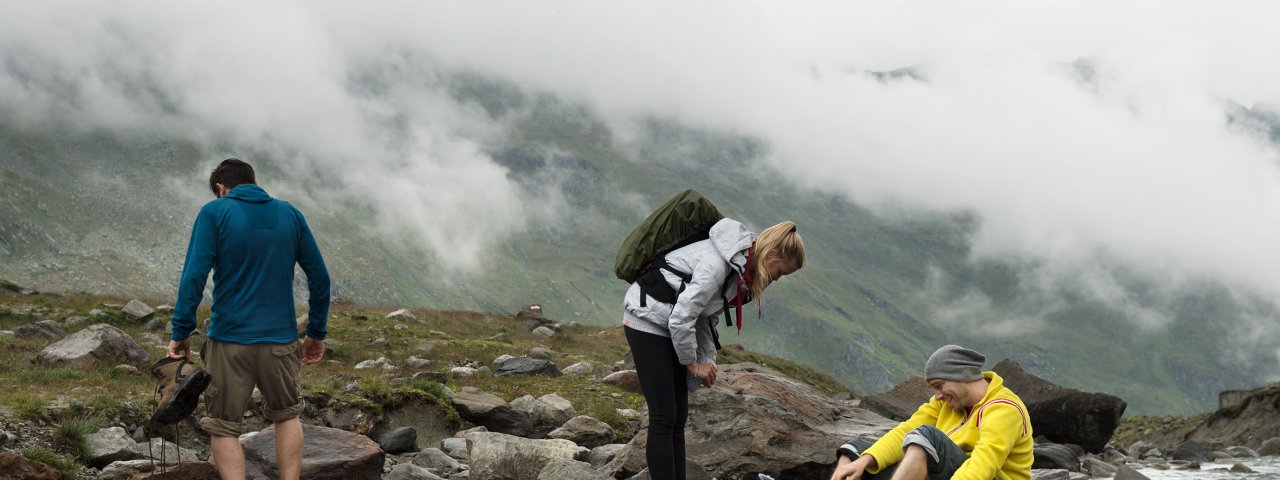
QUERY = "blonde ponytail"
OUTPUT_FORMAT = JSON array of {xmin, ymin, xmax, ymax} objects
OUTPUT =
[{"xmin": 748, "ymin": 221, "xmax": 805, "ymax": 311}]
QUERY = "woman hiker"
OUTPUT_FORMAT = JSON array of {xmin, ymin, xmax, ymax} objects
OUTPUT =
[{"xmin": 622, "ymin": 219, "xmax": 805, "ymax": 480}]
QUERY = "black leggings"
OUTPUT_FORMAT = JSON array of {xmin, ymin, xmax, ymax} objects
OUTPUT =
[{"xmin": 625, "ymin": 326, "xmax": 689, "ymax": 480}]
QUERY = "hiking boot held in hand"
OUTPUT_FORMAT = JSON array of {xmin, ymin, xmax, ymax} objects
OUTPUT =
[{"xmin": 150, "ymin": 357, "xmax": 211, "ymax": 425}]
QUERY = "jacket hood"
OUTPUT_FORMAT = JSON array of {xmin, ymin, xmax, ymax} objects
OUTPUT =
[
  {"xmin": 223, "ymin": 184, "xmax": 273, "ymax": 203},
  {"xmin": 709, "ymin": 218, "xmax": 755, "ymax": 273}
]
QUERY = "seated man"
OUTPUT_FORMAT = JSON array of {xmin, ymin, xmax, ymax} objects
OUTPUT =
[{"xmin": 831, "ymin": 345, "xmax": 1033, "ymax": 480}]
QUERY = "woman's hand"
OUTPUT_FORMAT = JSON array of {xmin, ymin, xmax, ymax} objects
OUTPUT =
[{"xmin": 688, "ymin": 362, "xmax": 717, "ymax": 387}]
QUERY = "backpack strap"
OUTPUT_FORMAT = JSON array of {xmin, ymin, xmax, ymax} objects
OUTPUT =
[{"xmin": 636, "ymin": 257, "xmax": 692, "ymax": 307}]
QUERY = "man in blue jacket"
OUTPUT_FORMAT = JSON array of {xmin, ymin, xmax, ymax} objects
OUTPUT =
[{"xmin": 168, "ymin": 158, "xmax": 330, "ymax": 480}]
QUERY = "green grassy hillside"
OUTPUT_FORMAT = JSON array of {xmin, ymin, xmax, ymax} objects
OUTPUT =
[{"xmin": 0, "ymin": 75, "xmax": 1273, "ymax": 416}]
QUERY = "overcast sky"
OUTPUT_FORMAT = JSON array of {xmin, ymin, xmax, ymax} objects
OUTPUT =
[{"xmin": 2, "ymin": 2, "xmax": 1279, "ymax": 351}]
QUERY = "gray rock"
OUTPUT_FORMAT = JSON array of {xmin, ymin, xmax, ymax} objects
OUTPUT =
[
  {"xmin": 411, "ymin": 447, "xmax": 461, "ymax": 473},
  {"xmin": 1113, "ymin": 465, "xmax": 1151, "ymax": 480},
  {"xmin": 355, "ymin": 356, "xmax": 398, "ymax": 371},
  {"xmin": 144, "ymin": 319, "xmax": 166, "ymax": 331},
  {"xmin": 36, "ymin": 323, "xmax": 150, "ymax": 370},
  {"xmin": 1260, "ymin": 437, "xmax": 1280, "ymax": 456},
  {"xmin": 488, "ymin": 332, "xmax": 512, "ymax": 343},
  {"xmin": 377, "ymin": 427, "xmax": 418, "ymax": 454},
  {"xmin": 63, "ymin": 315, "xmax": 88, "ymax": 327},
  {"xmin": 0, "ymin": 429, "xmax": 10, "ymax": 448},
  {"xmin": 242, "ymin": 423, "xmax": 384, "ymax": 479},
  {"xmin": 1082, "ymin": 457, "xmax": 1118, "ymax": 477},
  {"xmin": 405, "ymin": 356, "xmax": 431, "ymax": 368},
  {"xmin": 386, "ymin": 463, "xmax": 446, "ymax": 480},
  {"xmin": 1225, "ymin": 445, "xmax": 1260, "ymax": 458},
  {"xmin": 496, "ymin": 357, "xmax": 561, "ymax": 377},
  {"xmin": 528, "ymin": 347, "xmax": 551, "ymax": 359},
  {"xmin": 451, "ymin": 366, "xmax": 478, "ymax": 377},
  {"xmin": 1127, "ymin": 441, "xmax": 1154, "ymax": 458},
  {"xmin": 563, "ymin": 361, "xmax": 597, "ymax": 377},
  {"xmin": 441, "ymin": 437, "xmax": 469, "ymax": 460},
  {"xmin": 0, "ymin": 330, "xmax": 13, "ymax": 338},
  {"xmin": 85, "ymin": 426, "xmax": 144, "ymax": 468},
  {"xmin": 89, "ymin": 308, "xmax": 108, "ymax": 318},
  {"xmin": 509, "ymin": 394, "xmax": 578, "ymax": 435},
  {"xmin": 387, "ymin": 309, "xmax": 417, "ymax": 321},
  {"xmin": 450, "ymin": 387, "xmax": 531, "ymax": 436},
  {"xmin": 538, "ymin": 458, "xmax": 612, "ymax": 480},
  {"xmin": 603, "ymin": 363, "xmax": 895, "ymax": 480},
  {"xmin": 493, "ymin": 354, "xmax": 515, "ymax": 366},
  {"xmin": 123, "ymin": 299, "xmax": 156, "ymax": 321},
  {"xmin": 532, "ymin": 326, "xmax": 556, "ymax": 338},
  {"xmin": 1230, "ymin": 463, "xmax": 1256, "ymax": 473},
  {"xmin": 588, "ymin": 444, "xmax": 626, "ymax": 469},
  {"xmin": 1170, "ymin": 441, "xmax": 1213, "ymax": 463},
  {"xmin": 465, "ymin": 431, "xmax": 588, "ymax": 480},
  {"xmin": 15, "ymin": 320, "xmax": 66, "ymax": 340},
  {"xmin": 1033, "ymin": 443, "xmax": 1081, "ymax": 472},
  {"xmin": 137, "ymin": 437, "xmax": 201, "ymax": 462},
  {"xmin": 548, "ymin": 416, "xmax": 616, "ymax": 449},
  {"xmin": 1030, "ymin": 470, "xmax": 1070, "ymax": 480},
  {"xmin": 155, "ymin": 305, "xmax": 174, "ymax": 313}
]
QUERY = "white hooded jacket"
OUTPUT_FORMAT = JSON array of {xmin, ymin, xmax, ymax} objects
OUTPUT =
[{"xmin": 622, "ymin": 218, "xmax": 755, "ymax": 366}]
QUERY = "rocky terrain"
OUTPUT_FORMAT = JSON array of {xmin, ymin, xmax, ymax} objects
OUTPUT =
[{"xmin": 1, "ymin": 281, "xmax": 1277, "ymax": 479}]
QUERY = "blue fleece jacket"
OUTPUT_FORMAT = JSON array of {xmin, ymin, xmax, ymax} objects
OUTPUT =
[{"xmin": 171, "ymin": 184, "xmax": 330, "ymax": 344}]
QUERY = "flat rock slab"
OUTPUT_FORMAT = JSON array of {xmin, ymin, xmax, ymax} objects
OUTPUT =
[
  {"xmin": 241, "ymin": 424, "xmax": 384, "ymax": 479},
  {"xmin": 36, "ymin": 323, "xmax": 149, "ymax": 370}
]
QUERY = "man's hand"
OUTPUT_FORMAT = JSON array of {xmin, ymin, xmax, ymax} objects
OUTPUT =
[
  {"xmin": 167, "ymin": 339, "xmax": 190, "ymax": 360},
  {"xmin": 302, "ymin": 337, "xmax": 324, "ymax": 365},
  {"xmin": 830, "ymin": 454, "xmax": 875, "ymax": 480},
  {"xmin": 688, "ymin": 362, "xmax": 718, "ymax": 387}
]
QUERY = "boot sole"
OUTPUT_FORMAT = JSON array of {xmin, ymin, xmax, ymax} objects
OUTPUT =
[{"xmin": 151, "ymin": 370, "xmax": 211, "ymax": 426}]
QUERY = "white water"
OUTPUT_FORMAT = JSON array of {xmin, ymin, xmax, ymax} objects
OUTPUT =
[{"xmin": 1138, "ymin": 457, "xmax": 1280, "ymax": 480}]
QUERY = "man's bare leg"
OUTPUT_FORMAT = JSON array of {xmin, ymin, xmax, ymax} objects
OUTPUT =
[
  {"xmin": 210, "ymin": 434, "xmax": 246, "ymax": 480},
  {"xmin": 891, "ymin": 444, "xmax": 929, "ymax": 480},
  {"xmin": 275, "ymin": 417, "xmax": 304, "ymax": 480}
]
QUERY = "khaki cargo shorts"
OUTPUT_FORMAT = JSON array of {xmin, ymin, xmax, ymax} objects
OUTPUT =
[{"xmin": 199, "ymin": 338, "xmax": 303, "ymax": 438}]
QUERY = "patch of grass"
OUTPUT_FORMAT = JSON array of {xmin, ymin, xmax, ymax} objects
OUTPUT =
[
  {"xmin": 11, "ymin": 394, "xmax": 47, "ymax": 419},
  {"xmin": 54, "ymin": 416, "xmax": 103, "ymax": 461},
  {"xmin": 21, "ymin": 447, "xmax": 80, "ymax": 480},
  {"xmin": 18, "ymin": 367, "xmax": 86, "ymax": 383}
]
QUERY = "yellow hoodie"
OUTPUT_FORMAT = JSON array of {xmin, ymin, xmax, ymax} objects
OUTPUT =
[{"xmin": 864, "ymin": 371, "xmax": 1033, "ymax": 480}]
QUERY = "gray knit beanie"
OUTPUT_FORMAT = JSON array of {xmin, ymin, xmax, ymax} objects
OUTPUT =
[{"xmin": 924, "ymin": 345, "xmax": 986, "ymax": 382}]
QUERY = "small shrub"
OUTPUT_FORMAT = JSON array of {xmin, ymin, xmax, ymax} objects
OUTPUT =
[
  {"xmin": 55, "ymin": 416, "xmax": 103, "ymax": 461},
  {"xmin": 11, "ymin": 395, "xmax": 47, "ymax": 419},
  {"xmin": 18, "ymin": 367, "xmax": 86, "ymax": 383}
]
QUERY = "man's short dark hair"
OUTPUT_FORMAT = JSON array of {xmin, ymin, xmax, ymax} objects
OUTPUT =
[{"xmin": 209, "ymin": 158, "xmax": 256, "ymax": 197}]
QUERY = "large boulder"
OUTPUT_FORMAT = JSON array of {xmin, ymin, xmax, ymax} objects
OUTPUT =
[
  {"xmin": 625, "ymin": 462, "xmax": 713, "ymax": 480},
  {"xmin": 449, "ymin": 387, "xmax": 532, "ymax": 436},
  {"xmin": 411, "ymin": 447, "xmax": 462, "ymax": 474},
  {"xmin": 241, "ymin": 424, "xmax": 383, "ymax": 479},
  {"xmin": 604, "ymin": 362, "xmax": 895, "ymax": 480},
  {"xmin": 548, "ymin": 415, "xmax": 616, "ymax": 449},
  {"xmin": 860, "ymin": 376, "xmax": 930, "ymax": 421},
  {"xmin": 36, "ymin": 323, "xmax": 149, "ymax": 370},
  {"xmin": 14, "ymin": 320, "xmax": 67, "ymax": 341},
  {"xmin": 385, "ymin": 464, "xmax": 446, "ymax": 480},
  {"xmin": 375, "ymin": 426, "xmax": 418, "ymax": 454},
  {"xmin": 1169, "ymin": 440, "xmax": 1214, "ymax": 462},
  {"xmin": 993, "ymin": 359, "xmax": 1126, "ymax": 453},
  {"xmin": 465, "ymin": 431, "xmax": 588, "ymax": 480},
  {"xmin": 1259, "ymin": 437, "xmax": 1280, "ymax": 456}
]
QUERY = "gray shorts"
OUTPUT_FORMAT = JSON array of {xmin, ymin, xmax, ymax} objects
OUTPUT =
[
  {"xmin": 199, "ymin": 339, "xmax": 303, "ymax": 437},
  {"xmin": 838, "ymin": 425, "xmax": 968, "ymax": 480}
]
